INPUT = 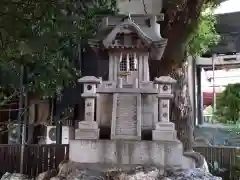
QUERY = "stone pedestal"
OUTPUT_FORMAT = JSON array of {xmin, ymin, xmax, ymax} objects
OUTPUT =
[
  {"xmin": 152, "ymin": 122, "xmax": 177, "ymax": 141},
  {"xmin": 75, "ymin": 121, "xmax": 100, "ymax": 140}
]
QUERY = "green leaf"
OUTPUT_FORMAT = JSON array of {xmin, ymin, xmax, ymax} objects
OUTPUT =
[
  {"xmin": 215, "ymin": 83, "xmax": 240, "ymax": 124},
  {"xmin": 0, "ymin": 0, "xmax": 117, "ymax": 101},
  {"xmin": 187, "ymin": 6, "xmax": 220, "ymax": 56}
]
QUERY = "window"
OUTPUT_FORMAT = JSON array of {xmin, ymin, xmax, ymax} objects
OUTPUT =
[
  {"xmin": 119, "ymin": 54, "xmax": 127, "ymax": 71},
  {"xmin": 129, "ymin": 53, "xmax": 137, "ymax": 71},
  {"xmin": 119, "ymin": 53, "xmax": 138, "ymax": 72}
]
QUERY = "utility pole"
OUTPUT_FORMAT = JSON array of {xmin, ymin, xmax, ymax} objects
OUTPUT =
[
  {"xmin": 212, "ymin": 54, "xmax": 217, "ymax": 124},
  {"xmin": 19, "ymin": 65, "xmax": 28, "ymax": 173},
  {"xmin": 54, "ymin": 94, "xmax": 62, "ymax": 144},
  {"xmin": 17, "ymin": 66, "xmax": 24, "ymax": 144}
]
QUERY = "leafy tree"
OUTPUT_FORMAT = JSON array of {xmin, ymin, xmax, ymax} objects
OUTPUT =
[
  {"xmin": 0, "ymin": 0, "xmax": 117, "ymax": 139},
  {"xmin": 0, "ymin": 0, "xmax": 116, "ymax": 100},
  {"xmin": 187, "ymin": 5, "xmax": 220, "ymax": 57},
  {"xmin": 1, "ymin": 0, "xmax": 221, "ymax": 149},
  {"xmin": 149, "ymin": 0, "xmax": 220, "ymax": 150},
  {"xmin": 215, "ymin": 83, "xmax": 240, "ymax": 124}
]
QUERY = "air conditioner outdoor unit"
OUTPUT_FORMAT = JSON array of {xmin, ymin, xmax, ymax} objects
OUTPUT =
[
  {"xmin": 8, "ymin": 124, "xmax": 21, "ymax": 144},
  {"xmin": 46, "ymin": 126, "xmax": 74, "ymax": 144},
  {"xmin": 8, "ymin": 124, "xmax": 34, "ymax": 144}
]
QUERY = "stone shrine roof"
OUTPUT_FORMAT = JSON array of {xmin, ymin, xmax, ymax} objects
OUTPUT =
[
  {"xmin": 102, "ymin": 18, "xmax": 167, "ymax": 49},
  {"xmin": 89, "ymin": 15, "xmax": 168, "ymax": 60}
]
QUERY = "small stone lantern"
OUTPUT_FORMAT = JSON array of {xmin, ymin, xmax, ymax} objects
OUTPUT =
[
  {"xmin": 152, "ymin": 76, "xmax": 177, "ymax": 141},
  {"xmin": 75, "ymin": 76, "xmax": 102, "ymax": 140}
]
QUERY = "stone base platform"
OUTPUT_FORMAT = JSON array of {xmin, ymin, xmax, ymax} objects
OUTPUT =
[{"xmin": 69, "ymin": 139, "xmax": 195, "ymax": 169}]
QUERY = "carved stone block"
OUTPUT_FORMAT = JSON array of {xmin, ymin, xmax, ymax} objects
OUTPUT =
[
  {"xmin": 152, "ymin": 130, "xmax": 177, "ymax": 141},
  {"xmin": 155, "ymin": 122, "xmax": 175, "ymax": 131},
  {"xmin": 111, "ymin": 94, "xmax": 141, "ymax": 140},
  {"xmin": 75, "ymin": 129, "xmax": 99, "ymax": 140},
  {"xmin": 78, "ymin": 121, "xmax": 99, "ymax": 129},
  {"xmin": 75, "ymin": 121, "xmax": 99, "ymax": 140}
]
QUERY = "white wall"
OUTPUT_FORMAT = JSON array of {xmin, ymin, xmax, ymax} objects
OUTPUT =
[
  {"xmin": 214, "ymin": 0, "xmax": 240, "ymax": 14},
  {"xmin": 201, "ymin": 68, "xmax": 240, "ymax": 92},
  {"xmin": 116, "ymin": 0, "xmax": 163, "ymax": 15}
]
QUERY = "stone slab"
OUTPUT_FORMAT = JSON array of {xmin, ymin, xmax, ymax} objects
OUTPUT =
[
  {"xmin": 155, "ymin": 122, "xmax": 175, "ymax": 130},
  {"xmin": 81, "ymin": 93, "xmax": 98, "ymax": 98},
  {"xmin": 152, "ymin": 130, "xmax": 177, "ymax": 141},
  {"xmin": 75, "ymin": 129, "xmax": 99, "ymax": 140},
  {"xmin": 78, "ymin": 121, "xmax": 99, "ymax": 129}
]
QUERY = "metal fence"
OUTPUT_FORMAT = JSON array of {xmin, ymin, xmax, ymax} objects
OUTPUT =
[
  {"xmin": 0, "ymin": 144, "xmax": 69, "ymax": 177},
  {"xmin": 0, "ymin": 144, "xmax": 238, "ymax": 178},
  {"xmin": 194, "ymin": 146, "xmax": 239, "ymax": 180},
  {"xmin": 194, "ymin": 146, "xmax": 238, "ymax": 167}
]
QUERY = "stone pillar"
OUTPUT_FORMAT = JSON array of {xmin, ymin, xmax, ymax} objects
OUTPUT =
[
  {"xmin": 152, "ymin": 76, "xmax": 178, "ymax": 141},
  {"xmin": 118, "ymin": 77, "xmax": 123, "ymax": 88},
  {"xmin": 75, "ymin": 76, "xmax": 102, "ymax": 140},
  {"xmin": 109, "ymin": 54, "xmax": 114, "ymax": 81},
  {"xmin": 143, "ymin": 55, "xmax": 150, "ymax": 81},
  {"xmin": 133, "ymin": 78, "xmax": 138, "ymax": 88}
]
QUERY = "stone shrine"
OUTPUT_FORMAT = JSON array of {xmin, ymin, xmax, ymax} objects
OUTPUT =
[{"xmin": 69, "ymin": 0, "xmax": 198, "ymax": 170}]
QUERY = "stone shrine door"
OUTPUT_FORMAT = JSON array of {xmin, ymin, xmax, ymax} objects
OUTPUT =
[
  {"xmin": 115, "ymin": 94, "xmax": 138, "ymax": 138},
  {"xmin": 119, "ymin": 53, "xmax": 138, "ymax": 86}
]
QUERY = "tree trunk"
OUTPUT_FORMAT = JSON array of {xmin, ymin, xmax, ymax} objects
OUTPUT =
[
  {"xmin": 149, "ymin": 0, "xmax": 206, "ymax": 151},
  {"xmin": 170, "ymin": 62, "xmax": 194, "ymax": 151},
  {"xmin": 150, "ymin": 60, "xmax": 194, "ymax": 151}
]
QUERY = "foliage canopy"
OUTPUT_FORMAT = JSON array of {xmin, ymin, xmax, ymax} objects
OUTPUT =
[
  {"xmin": 0, "ymin": 0, "xmax": 116, "ymax": 99},
  {"xmin": 0, "ymin": 0, "xmax": 220, "ymax": 100},
  {"xmin": 187, "ymin": 5, "xmax": 220, "ymax": 56},
  {"xmin": 215, "ymin": 83, "xmax": 240, "ymax": 124}
]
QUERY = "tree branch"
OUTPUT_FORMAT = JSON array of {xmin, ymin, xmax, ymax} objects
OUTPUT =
[{"xmin": 161, "ymin": 0, "xmax": 204, "ymax": 68}]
